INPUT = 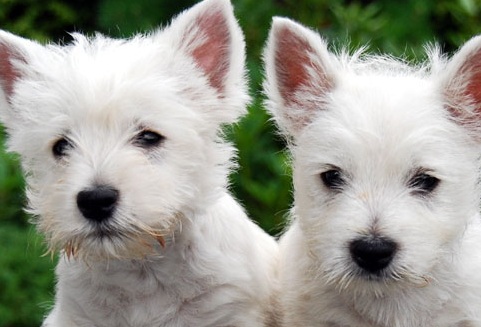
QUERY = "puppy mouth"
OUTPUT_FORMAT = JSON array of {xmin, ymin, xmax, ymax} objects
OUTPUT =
[
  {"xmin": 56, "ymin": 221, "xmax": 168, "ymax": 261},
  {"xmin": 330, "ymin": 265, "xmax": 433, "ymax": 293},
  {"xmin": 323, "ymin": 259, "xmax": 433, "ymax": 292},
  {"xmin": 355, "ymin": 268, "xmax": 393, "ymax": 281},
  {"xmin": 90, "ymin": 223, "xmax": 128, "ymax": 240}
]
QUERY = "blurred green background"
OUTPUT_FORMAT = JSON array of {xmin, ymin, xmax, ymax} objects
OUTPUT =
[{"xmin": 0, "ymin": 0, "xmax": 480, "ymax": 325}]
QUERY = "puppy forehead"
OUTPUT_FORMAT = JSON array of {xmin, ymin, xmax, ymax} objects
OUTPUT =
[
  {"xmin": 22, "ymin": 66, "xmax": 193, "ymax": 133},
  {"xmin": 299, "ymin": 75, "xmax": 464, "ymax": 170},
  {"xmin": 333, "ymin": 74, "xmax": 440, "ymax": 128},
  {"xmin": 45, "ymin": 35, "xmax": 174, "ymax": 76},
  {"xmin": 31, "ymin": 42, "xmax": 204, "ymax": 124},
  {"xmin": 34, "ymin": 88, "xmax": 172, "ymax": 134}
]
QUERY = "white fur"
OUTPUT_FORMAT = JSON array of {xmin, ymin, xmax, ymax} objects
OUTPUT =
[
  {"xmin": 0, "ymin": 1, "xmax": 279, "ymax": 326},
  {"xmin": 264, "ymin": 17, "xmax": 481, "ymax": 327}
]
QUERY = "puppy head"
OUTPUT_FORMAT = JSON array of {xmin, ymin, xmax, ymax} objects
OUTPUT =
[
  {"xmin": 0, "ymin": 0, "xmax": 249, "ymax": 260},
  {"xmin": 265, "ymin": 18, "xmax": 481, "ymax": 294}
]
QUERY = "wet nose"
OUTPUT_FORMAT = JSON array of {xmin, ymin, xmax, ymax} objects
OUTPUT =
[
  {"xmin": 76, "ymin": 185, "xmax": 119, "ymax": 222},
  {"xmin": 349, "ymin": 237, "xmax": 397, "ymax": 274}
]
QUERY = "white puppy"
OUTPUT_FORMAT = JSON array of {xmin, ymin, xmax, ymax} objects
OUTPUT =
[
  {"xmin": 0, "ymin": 1, "xmax": 279, "ymax": 326},
  {"xmin": 264, "ymin": 17, "xmax": 481, "ymax": 327}
]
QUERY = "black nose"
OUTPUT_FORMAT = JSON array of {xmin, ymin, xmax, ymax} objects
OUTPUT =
[
  {"xmin": 349, "ymin": 237, "xmax": 397, "ymax": 274},
  {"xmin": 77, "ymin": 186, "xmax": 119, "ymax": 222}
]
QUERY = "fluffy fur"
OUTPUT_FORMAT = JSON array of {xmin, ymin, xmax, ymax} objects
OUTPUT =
[
  {"xmin": 264, "ymin": 17, "xmax": 481, "ymax": 327},
  {"xmin": 0, "ymin": 1, "xmax": 279, "ymax": 326}
]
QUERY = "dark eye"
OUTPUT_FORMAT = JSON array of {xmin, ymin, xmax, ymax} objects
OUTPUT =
[
  {"xmin": 320, "ymin": 169, "xmax": 345, "ymax": 190},
  {"xmin": 409, "ymin": 172, "xmax": 440, "ymax": 195},
  {"xmin": 52, "ymin": 137, "xmax": 73, "ymax": 158},
  {"xmin": 134, "ymin": 130, "xmax": 164, "ymax": 148}
]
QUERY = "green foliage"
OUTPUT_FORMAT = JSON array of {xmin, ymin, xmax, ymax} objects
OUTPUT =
[
  {"xmin": 0, "ymin": 131, "xmax": 26, "ymax": 227},
  {"xmin": 0, "ymin": 224, "xmax": 54, "ymax": 327},
  {"xmin": 228, "ymin": 91, "xmax": 291, "ymax": 235},
  {"xmin": 0, "ymin": 0, "xmax": 98, "ymax": 41},
  {"xmin": 0, "ymin": 0, "xmax": 481, "ymax": 325},
  {"xmin": 280, "ymin": 0, "xmax": 481, "ymax": 57},
  {"xmin": 97, "ymin": 0, "xmax": 196, "ymax": 37}
]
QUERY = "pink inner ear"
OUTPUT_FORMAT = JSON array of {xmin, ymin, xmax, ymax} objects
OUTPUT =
[
  {"xmin": 190, "ymin": 10, "xmax": 230, "ymax": 94},
  {"xmin": 274, "ymin": 26, "xmax": 312, "ymax": 105},
  {"xmin": 0, "ymin": 43, "xmax": 21, "ymax": 98},
  {"xmin": 274, "ymin": 25, "xmax": 331, "ymax": 106},
  {"xmin": 464, "ymin": 55, "xmax": 481, "ymax": 111}
]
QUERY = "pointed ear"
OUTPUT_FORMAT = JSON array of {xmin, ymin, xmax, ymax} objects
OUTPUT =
[
  {"xmin": 0, "ymin": 31, "xmax": 30, "ymax": 101},
  {"xmin": 263, "ymin": 17, "xmax": 335, "ymax": 136},
  {"xmin": 442, "ymin": 35, "xmax": 481, "ymax": 127},
  {"xmin": 0, "ymin": 30, "xmax": 39, "ymax": 129},
  {"xmin": 167, "ymin": 0, "xmax": 246, "ymax": 98}
]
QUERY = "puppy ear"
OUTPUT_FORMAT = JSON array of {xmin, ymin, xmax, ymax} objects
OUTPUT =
[
  {"xmin": 263, "ymin": 17, "xmax": 335, "ymax": 137},
  {"xmin": 0, "ymin": 31, "xmax": 42, "ymax": 128},
  {"xmin": 0, "ymin": 31, "xmax": 30, "ymax": 102},
  {"xmin": 166, "ymin": 0, "xmax": 246, "ymax": 99},
  {"xmin": 442, "ymin": 35, "xmax": 481, "ymax": 127}
]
